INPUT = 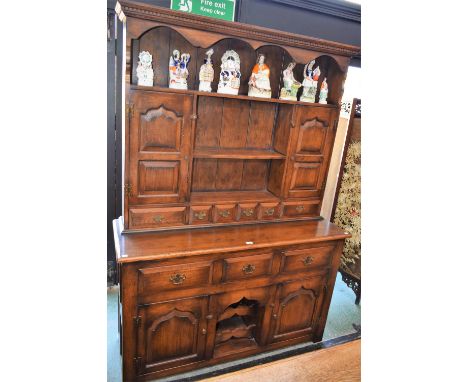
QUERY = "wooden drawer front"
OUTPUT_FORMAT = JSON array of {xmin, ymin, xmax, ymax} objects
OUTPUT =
[
  {"xmin": 189, "ymin": 205, "xmax": 212, "ymax": 225},
  {"xmin": 222, "ymin": 253, "xmax": 273, "ymax": 282},
  {"xmin": 238, "ymin": 203, "xmax": 258, "ymax": 221},
  {"xmin": 283, "ymin": 201, "xmax": 319, "ymax": 218},
  {"xmin": 129, "ymin": 206, "xmax": 186, "ymax": 229},
  {"xmin": 138, "ymin": 261, "xmax": 213, "ymax": 295},
  {"xmin": 259, "ymin": 202, "xmax": 280, "ymax": 220},
  {"xmin": 214, "ymin": 204, "xmax": 237, "ymax": 223},
  {"xmin": 280, "ymin": 245, "xmax": 335, "ymax": 273}
]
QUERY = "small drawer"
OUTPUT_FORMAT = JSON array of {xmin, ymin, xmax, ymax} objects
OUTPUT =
[
  {"xmin": 189, "ymin": 205, "xmax": 212, "ymax": 225},
  {"xmin": 238, "ymin": 203, "xmax": 258, "ymax": 221},
  {"xmin": 280, "ymin": 245, "xmax": 335, "ymax": 273},
  {"xmin": 129, "ymin": 206, "xmax": 186, "ymax": 229},
  {"xmin": 283, "ymin": 201, "xmax": 320, "ymax": 217},
  {"xmin": 214, "ymin": 204, "xmax": 236, "ymax": 223},
  {"xmin": 138, "ymin": 261, "xmax": 213, "ymax": 295},
  {"xmin": 259, "ymin": 202, "xmax": 280, "ymax": 220},
  {"xmin": 222, "ymin": 253, "xmax": 274, "ymax": 282}
]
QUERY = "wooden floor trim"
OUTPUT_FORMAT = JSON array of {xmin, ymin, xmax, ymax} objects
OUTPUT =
[{"xmin": 161, "ymin": 332, "xmax": 361, "ymax": 382}]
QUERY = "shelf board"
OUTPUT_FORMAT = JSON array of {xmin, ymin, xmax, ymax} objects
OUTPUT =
[
  {"xmin": 130, "ymin": 84, "xmax": 338, "ymax": 108},
  {"xmin": 190, "ymin": 190, "xmax": 279, "ymax": 204},
  {"xmin": 193, "ymin": 148, "xmax": 286, "ymax": 160}
]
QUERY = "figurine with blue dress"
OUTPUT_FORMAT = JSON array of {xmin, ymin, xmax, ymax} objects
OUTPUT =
[
  {"xmin": 217, "ymin": 50, "xmax": 241, "ymax": 95},
  {"xmin": 169, "ymin": 49, "xmax": 190, "ymax": 90}
]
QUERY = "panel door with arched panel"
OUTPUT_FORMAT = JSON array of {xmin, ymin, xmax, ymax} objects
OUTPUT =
[
  {"xmin": 269, "ymin": 275, "xmax": 326, "ymax": 344},
  {"xmin": 284, "ymin": 106, "xmax": 337, "ymax": 199},
  {"xmin": 127, "ymin": 90, "xmax": 193, "ymax": 205},
  {"xmin": 135, "ymin": 296, "xmax": 209, "ymax": 376}
]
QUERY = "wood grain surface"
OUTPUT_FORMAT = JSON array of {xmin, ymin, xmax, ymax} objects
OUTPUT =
[
  {"xmin": 201, "ymin": 339, "xmax": 361, "ymax": 382},
  {"xmin": 114, "ymin": 219, "xmax": 350, "ymax": 263}
]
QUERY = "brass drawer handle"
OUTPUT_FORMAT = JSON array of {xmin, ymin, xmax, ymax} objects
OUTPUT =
[
  {"xmin": 219, "ymin": 210, "xmax": 231, "ymax": 218},
  {"xmin": 295, "ymin": 205, "xmax": 305, "ymax": 212},
  {"xmin": 194, "ymin": 211, "xmax": 206, "ymax": 220},
  {"xmin": 242, "ymin": 264, "xmax": 256, "ymax": 274},
  {"xmin": 302, "ymin": 256, "xmax": 314, "ymax": 266},
  {"xmin": 153, "ymin": 215, "xmax": 165, "ymax": 223},
  {"xmin": 242, "ymin": 208, "xmax": 254, "ymax": 217},
  {"xmin": 265, "ymin": 208, "xmax": 275, "ymax": 216},
  {"xmin": 169, "ymin": 273, "xmax": 186, "ymax": 285},
  {"xmin": 201, "ymin": 328, "xmax": 207, "ymax": 335}
]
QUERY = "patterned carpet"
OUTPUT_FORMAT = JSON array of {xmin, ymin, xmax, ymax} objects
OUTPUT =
[{"xmin": 107, "ymin": 273, "xmax": 361, "ymax": 382}]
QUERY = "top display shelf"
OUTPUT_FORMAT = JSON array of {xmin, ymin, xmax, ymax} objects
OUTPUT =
[{"xmin": 130, "ymin": 85, "xmax": 338, "ymax": 108}]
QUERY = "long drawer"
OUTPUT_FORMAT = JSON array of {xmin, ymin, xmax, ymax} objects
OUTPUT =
[
  {"xmin": 280, "ymin": 245, "xmax": 335, "ymax": 274},
  {"xmin": 137, "ymin": 261, "xmax": 213, "ymax": 295}
]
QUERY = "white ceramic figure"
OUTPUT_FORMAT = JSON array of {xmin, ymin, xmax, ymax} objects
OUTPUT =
[
  {"xmin": 136, "ymin": 51, "xmax": 154, "ymax": 86},
  {"xmin": 279, "ymin": 62, "xmax": 301, "ymax": 101},
  {"xmin": 300, "ymin": 60, "xmax": 321, "ymax": 103},
  {"xmin": 319, "ymin": 77, "xmax": 328, "ymax": 104},
  {"xmin": 169, "ymin": 50, "xmax": 190, "ymax": 90},
  {"xmin": 248, "ymin": 54, "xmax": 272, "ymax": 98},
  {"xmin": 217, "ymin": 50, "xmax": 241, "ymax": 95},
  {"xmin": 198, "ymin": 49, "xmax": 215, "ymax": 92}
]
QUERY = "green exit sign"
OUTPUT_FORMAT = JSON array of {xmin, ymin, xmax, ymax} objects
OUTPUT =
[{"xmin": 171, "ymin": 0, "xmax": 236, "ymax": 22}]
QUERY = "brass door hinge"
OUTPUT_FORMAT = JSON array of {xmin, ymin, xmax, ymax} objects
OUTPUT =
[
  {"xmin": 124, "ymin": 183, "xmax": 133, "ymax": 197},
  {"xmin": 126, "ymin": 103, "xmax": 134, "ymax": 118},
  {"xmin": 133, "ymin": 316, "xmax": 141, "ymax": 327},
  {"xmin": 134, "ymin": 356, "xmax": 142, "ymax": 370}
]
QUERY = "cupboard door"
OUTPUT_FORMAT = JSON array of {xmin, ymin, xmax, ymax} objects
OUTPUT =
[
  {"xmin": 136, "ymin": 296, "xmax": 209, "ymax": 375},
  {"xmin": 269, "ymin": 276, "xmax": 325, "ymax": 344},
  {"xmin": 284, "ymin": 106, "xmax": 336, "ymax": 199},
  {"xmin": 128, "ymin": 90, "xmax": 193, "ymax": 205}
]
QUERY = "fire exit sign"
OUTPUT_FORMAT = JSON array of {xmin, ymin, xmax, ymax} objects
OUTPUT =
[{"xmin": 170, "ymin": 0, "xmax": 236, "ymax": 22}]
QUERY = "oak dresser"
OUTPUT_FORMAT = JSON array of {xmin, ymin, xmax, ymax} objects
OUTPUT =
[{"xmin": 113, "ymin": 1, "xmax": 359, "ymax": 380}]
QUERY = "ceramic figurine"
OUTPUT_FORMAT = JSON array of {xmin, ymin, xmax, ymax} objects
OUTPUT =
[
  {"xmin": 279, "ymin": 62, "xmax": 301, "ymax": 101},
  {"xmin": 248, "ymin": 54, "xmax": 272, "ymax": 98},
  {"xmin": 319, "ymin": 77, "xmax": 328, "ymax": 104},
  {"xmin": 217, "ymin": 50, "xmax": 241, "ymax": 95},
  {"xmin": 300, "ymin": 60, "xmax": 321, "ymax": 103},
  {"xmin": 198, "ymin": 48, "xmax": 215, "ymax": 92},
  {"xmin": 169, "ymin": 49, "xmax": 190, "ymax": 90},
  {"xmin": 136, "ymin": 51, "xmax": 154, "ymax": 87}
]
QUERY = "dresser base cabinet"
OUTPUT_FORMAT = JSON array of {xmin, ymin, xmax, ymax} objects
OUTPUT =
[{"xmin": 114, "ymin": 219, "xmax": 350, "ymax": 381}]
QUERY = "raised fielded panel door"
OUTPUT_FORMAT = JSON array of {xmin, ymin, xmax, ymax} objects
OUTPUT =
[
  {"xmin": 128, "ymin": 90, "xmax": 193, "ymax": 205},
  {"xmin": 283, "ymin": 106, "xmax": 337, "ymax": 199},
  {"xmin": 269, "ymin": 276, "xmax": 326, "ymax": 344},
  {"xmin": 136, "ymin": 296, "xmax": 209, "ymax": 375}
]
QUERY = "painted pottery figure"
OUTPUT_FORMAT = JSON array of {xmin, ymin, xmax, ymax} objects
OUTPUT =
[
  {"xmin": 279, "ymin": 62, "xmax": 301, "ymax": 101},
  {"xmin": 198, "ymin": 48, "xmax": 215, "ymax": 92},
  {"xmin": 300, "ymin": 60, "xmax": 321, "ymax": 102},
  {"xmin": 217, "ymin": 50, "xmax": 241, "ymax": 95},
  {"xmin": 169, "ymin": 49, "xmax": 190, "ymax": 90},
  {"xmin": 136, "ymin": 51, "xmax": 154, "ymax": 87},
  {"xmin": 248, "ymin": 54, "xmax": 272, "ymax": 98},
  {"xmin": 319, "ymin": 77, "xmax": 328, "ymax": 104}
]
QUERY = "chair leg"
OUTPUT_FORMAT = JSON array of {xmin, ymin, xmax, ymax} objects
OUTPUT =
[
  {"xmin": 355, "ymin": 282, "xmax": 361, "ymax": 305},
  {"xmin": 340, "ymin": 270, "xmax": 361, "ymax": 305}
]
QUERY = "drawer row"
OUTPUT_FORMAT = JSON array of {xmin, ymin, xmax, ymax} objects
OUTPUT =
[
  {"xmin": 137, "ymin": 244, "xmax": 335, "ymax": 297},
  {"xmin": 129, "ymin": 200, "xmax": 320, "ymax": 229}
]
